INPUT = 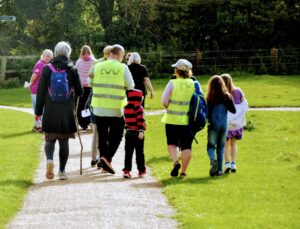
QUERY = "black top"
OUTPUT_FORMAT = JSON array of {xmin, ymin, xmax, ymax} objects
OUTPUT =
[
  {"xmin": 35, "ymin": 56, "xmax": 83, "ymax": 134},
  {"xmin": 128, "ymin": 63, "xmax": 148, "ymax": 95}
]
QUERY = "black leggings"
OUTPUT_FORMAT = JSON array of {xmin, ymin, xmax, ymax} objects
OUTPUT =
[{"xmin": 45, "ymin": 138, "xmax": 69, "ymax": 172}]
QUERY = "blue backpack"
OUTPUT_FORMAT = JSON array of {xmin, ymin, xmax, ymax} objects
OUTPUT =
[
  {"xmin": 47, "ymin": 63, "xmax": 72, "ymax": 102},
  {"xmin": 188, "ymin": 81, "xmax": 208, "ymax": 143}
]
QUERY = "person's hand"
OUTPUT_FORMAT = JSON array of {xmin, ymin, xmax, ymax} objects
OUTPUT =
[
  {"xmin": 138, "ymin": 132, "xmax": 144, "ymax": 140},
  {"xmin": 150, "ymin": 91, "xmax": 154, "ymax": 99}
]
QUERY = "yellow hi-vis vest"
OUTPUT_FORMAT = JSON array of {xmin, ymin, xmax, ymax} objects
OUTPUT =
[
  {"xmin": 91, "ymin": 60, "xmax": 127, "ymax": 109},
  {"xmin": 162, "ymin": 78, "xmax": 194, "ymax": 125}
]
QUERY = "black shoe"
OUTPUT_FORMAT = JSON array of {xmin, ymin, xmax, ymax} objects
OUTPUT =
[
  {"xmin": 91, "ymin": 159, "xmax": 98, "ymax": 167},
  {"xmin": 170, "ymin": 161, "xmax": 181, "ymax": 177},
  {"xmin": 100, "ymin": 157, "xmax": 115, "ymax": 174},
  {"xmin": 209, "ymin": 160, "xmax": 218, "ymax": 177},
  {"xmin": 97, "ymin": 161, "xmax": 103, "ymax": 170},
  {"xmin": 224, "ymin": 167, "xmax": 231, "ymax": 174}
]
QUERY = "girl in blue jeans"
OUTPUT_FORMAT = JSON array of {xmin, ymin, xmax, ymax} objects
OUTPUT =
[{"xmin": 206, "ymin": 75, "xmax": 236, "ymax": 176}]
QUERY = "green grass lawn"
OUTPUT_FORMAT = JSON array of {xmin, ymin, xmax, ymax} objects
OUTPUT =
[
  {"xmin": 145, "ymin": 73, "xmax": 300, "ymax": 109},
  {"xmin": 0, "ymin": 73, "xmax": 299, "ymax": 109},
  {"xmin": 145, "ymin": 111, "xmax": 300, "ymax": 228},
  {"xmin": 0, "ymin": 88, "xmax": 32, "ymax": 108},
  {"xmin": 0, "ymin": 109, "xmax": 41, "ymax": 228}
]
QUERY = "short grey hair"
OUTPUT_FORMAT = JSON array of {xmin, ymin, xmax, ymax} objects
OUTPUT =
[
  {"xmin": 54, "ymin": 41, "xmax": 72, "ymax": 58},
  {"xmin": 127, "ymin": 52, "xmax": 141, "ymax": 65}
]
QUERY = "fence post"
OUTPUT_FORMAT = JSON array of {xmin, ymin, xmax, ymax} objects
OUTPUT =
[{"xmin": 0, "ymin": 57, "xmax": 7, "ymax": 81}]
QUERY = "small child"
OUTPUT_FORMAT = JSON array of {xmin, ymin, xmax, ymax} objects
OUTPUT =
[
  {"xmin": 123, "ymin": 89, "xmax": 146, "ymax": 178},
  {"xmin": 29, "ymin": 49, "xmax": 53, "ymax": 133},
  {"xmin": 206, "ymin": 75, "xmax": 236, "ymax": 177},
  {"xmin": 221, "ymin": 73, "xmax": 248, "ymax": 173}
]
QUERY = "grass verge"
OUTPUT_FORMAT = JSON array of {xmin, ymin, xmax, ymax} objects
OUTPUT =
[
  {"xmin": 0, "ymin": 88, "xmax": 32, "ymax": 108},
  {"xmin": 0, "ymin": 109, "xmax": 42, "ymax": 228},
  {"xmin": 145, "ymin": 111, "xmax": 300, "ymax": 228}
]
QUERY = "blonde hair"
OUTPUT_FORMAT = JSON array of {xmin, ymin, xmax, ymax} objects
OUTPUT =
[
  {"xmin": 220, "ymin": 73, "xmax": 235, "ymax": 94},
  {"xmin": 103, "ymin": 45, "xmax": 113, "ymax": 58},
  {"xmin": 41, "ymin": 49, "xmax": 53, "ymax": 59},
  {"xmin": 127, "ymin": 52, "xmax": 141, "ymax": 65},
  {"xmin": 79, "ymin": 45, "xmax": 94, "ymax": 58}
]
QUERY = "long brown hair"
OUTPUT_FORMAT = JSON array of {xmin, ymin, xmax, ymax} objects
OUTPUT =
[
  {"xmin": 206, "ymin": 75, "xmax": 231, "ymax": 104},
  {"xmin": 220, "ymin": 73, "xmax": 235, "ymax": 94}
]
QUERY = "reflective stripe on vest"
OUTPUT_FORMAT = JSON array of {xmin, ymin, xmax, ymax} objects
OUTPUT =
[
  {"xmin": 93, "ymin": 94, "xmax": 125, "ymax": 100},
  {"xmin": 91, "ymin": 60, "xmax": 127, "ymax": 109},
  {"xmin": 91, "ymin": 83, "xmax": 126, "ymax": 90},
  {"xmin": 167, "ymin": 110, "xmax": 188, "ymax": 116},
  {"xmin": 169, "ymin": 99, "xmax": 190, "ymax": 105},
  {"xmin": 162, "ymin": 78, "xmax": 194, "ymax": 125}
]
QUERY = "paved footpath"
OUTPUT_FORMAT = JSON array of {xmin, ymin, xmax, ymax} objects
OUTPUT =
[{"xmin": 0, "ymin": 106, "xmax": 177, "ymax": 229}]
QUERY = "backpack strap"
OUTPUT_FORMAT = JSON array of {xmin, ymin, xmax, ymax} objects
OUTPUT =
[
  {"xmin": 47, "ymin": 63, "xmax": 58, "ymax": 72},
  {"xmin": 194, "ymin": 81, "xmax": 201, "ymax": 93}
]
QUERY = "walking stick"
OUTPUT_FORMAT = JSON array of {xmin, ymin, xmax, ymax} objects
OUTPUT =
[{"xmin": 75, "ymin": 96, "xmax": 84, "ymax": 175}]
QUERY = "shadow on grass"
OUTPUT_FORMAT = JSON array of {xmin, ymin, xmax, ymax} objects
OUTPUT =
[
  {"xmin": 0, "ymin": 179, "xmax": 33, "ymax": 188},
  {"xmin": 146, "ymin": 156, "xmax": 170, "ymax": 164},
  {"xmin": 0, "ymin": 131, "xmax": 33, "ymax": 139},
  {"xmin": 160, "ymin": 174, "xmax": 229, "ymax": 186}
]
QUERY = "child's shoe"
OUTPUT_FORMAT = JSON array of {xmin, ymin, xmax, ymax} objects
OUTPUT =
[
  {"xmin": 180, "ymin": 172, "xmax": 186, "ymax": 177},
  {"xmin": 170, "ymin": 161, "xmax": 181, "ymax": 177},
  {"xmin": 58, "ymin": 171, "xmax": 68, "ymax": 180},
  {"xmin": 123, "ymin": 170, "xmax": 132, "ymax": 178},
  {"xmin": 209, "ymin": 160, "xmax": 218, "ymax": 177},
  {"xmin": 224, "ymin": 161, "xmax": 231, "ymax": 173},
  {"xmin": 46, "ymin": 160, "xmax": 54, "ymax": 180},
  {"xmin": 138, "ymin": 170, "xmax": 147, "ymax": 178},
  {"xmin": 231, "ymin": 162, "xmax": 237, "ymax": 173}
]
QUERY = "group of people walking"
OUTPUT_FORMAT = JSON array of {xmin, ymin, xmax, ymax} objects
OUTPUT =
[{"xmin": 29, "ymin": 41, "xmax": 247, "ymax": 180}]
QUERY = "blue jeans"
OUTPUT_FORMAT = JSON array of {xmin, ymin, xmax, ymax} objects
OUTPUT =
[{"xmin": 207, "ymin": 103, "xmax": 229, "ymax": 172}]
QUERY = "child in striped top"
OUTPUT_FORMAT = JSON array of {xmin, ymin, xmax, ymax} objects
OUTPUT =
[{"xmin": 123, "ymin": 89, "xmax": 146, "ymax": 178}]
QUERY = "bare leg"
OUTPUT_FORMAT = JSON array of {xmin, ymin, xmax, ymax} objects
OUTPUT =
[
  {"xmin": 224, "ymin": 138, "xmax": 231, "ymax": 162},
  {"xmin": 181, "ymin": 149, "xmax": 191, "ymax": 174},
  {"xmin": 230, "ymin": 138, "xmax": 237, "ymax": 163},
  {"xmin": 168, "ymin": 145, "xmax": 179, "ymax": 163}
]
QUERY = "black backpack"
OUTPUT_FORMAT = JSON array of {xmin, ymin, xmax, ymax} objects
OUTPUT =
[{"xmin": 188, "ymin": 81, "xmax": 208, "ymax": 143}]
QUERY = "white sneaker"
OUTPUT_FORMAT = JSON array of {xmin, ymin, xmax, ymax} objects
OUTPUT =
[
  {"xmin": 58, "ymin": 171, "xmax": 68, "ymax": 180},
  {"xmin": 224, "ymin": 162, "xmax": 231, "ymax": 173},
  {"xmin": 231, "ymin": 162, "xmax": 237, "ymax": 173}
]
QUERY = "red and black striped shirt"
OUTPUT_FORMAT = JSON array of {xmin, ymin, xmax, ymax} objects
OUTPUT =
[{"xmin": 124, "ymin": 89, "xmax": 146, "ymax": 132}]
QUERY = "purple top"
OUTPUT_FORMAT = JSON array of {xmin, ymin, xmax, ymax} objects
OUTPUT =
[
  {"xmin": 232, "ymin": 88, "xmax": 244, "ymax": 104},
  {"xmin": 30, "ymin": 59, "xmax": 46, "ymax": 94}
]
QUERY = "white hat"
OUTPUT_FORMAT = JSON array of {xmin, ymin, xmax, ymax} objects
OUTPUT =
[{"xmin": 171, "ymin": 59, "xmax": 193, "ymax": 71}]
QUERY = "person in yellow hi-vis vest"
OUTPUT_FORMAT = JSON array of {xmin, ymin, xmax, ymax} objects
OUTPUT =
[
  {"xmin": 89, "ymin": 44, "xmax": 134, "ymax": 174},
  {"xmin": 162, "ymin": 59, "xmax": 203, "ymax": 177}
]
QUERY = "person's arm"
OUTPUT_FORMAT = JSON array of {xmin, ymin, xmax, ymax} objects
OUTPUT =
[
  {"xmin": 124, "ymin": 65, "xmax": 135, "ymax": 90},
  {"xmin": 161, "ymin": 81, "xmax": 174, "ymax": 109},
  {"xmin": 144, "ymin": 77, "xmax": 154, "ymax": 99},
  {"xmin": 225, "ymin": 96, "xmax": 236, "ymax": 114},
  {"xmin": 136, "ymin": 106, "xmax": 146, "ymax": 139},
  {"xmin": 29, "ymin": 73, "xmax": 38, "ymax": 87}
]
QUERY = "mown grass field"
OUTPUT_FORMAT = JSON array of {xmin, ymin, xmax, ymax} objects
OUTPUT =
[
  {"xmin": 145, "ymin": 73, "xmax": 300, "ymax": 109},
  {"xmin": 0, "ymin": 74, "xmax": 299, "ymax": 109},
  {"xmin": 0, "ymin": 109, "xmax": 42, "ymax": 228},
  {"xmin": 145, "ymin": 111, "xmax": 300, "ymax": 228}
]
